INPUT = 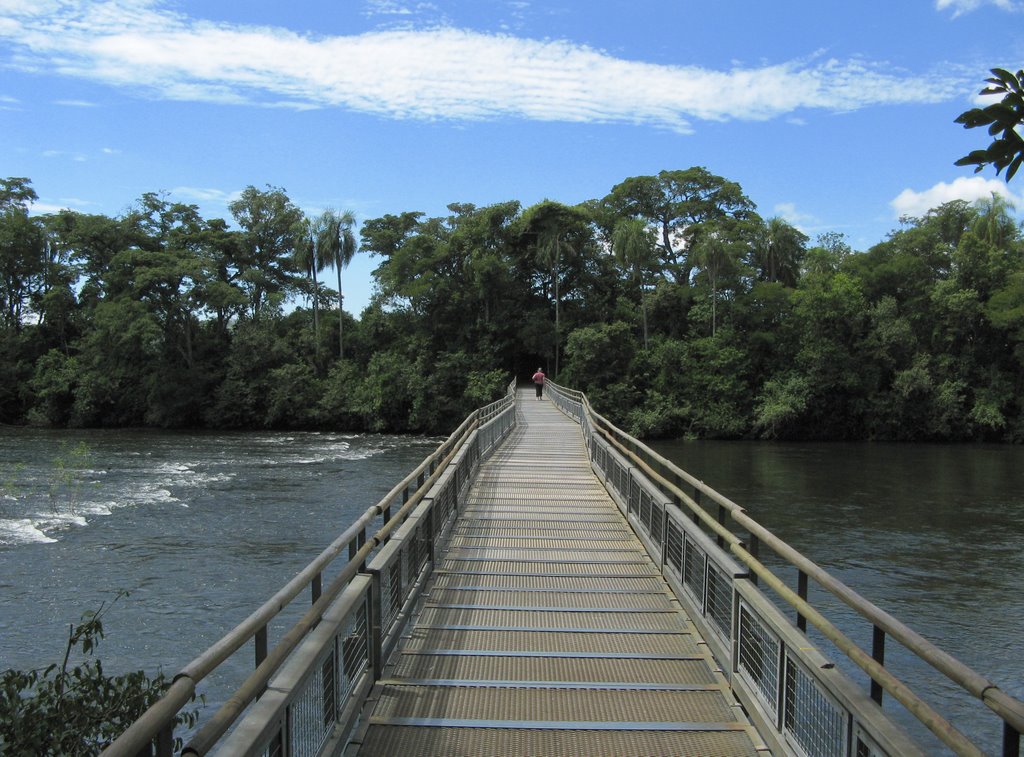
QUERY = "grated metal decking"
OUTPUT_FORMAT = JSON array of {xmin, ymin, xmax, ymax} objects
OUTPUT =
[{"xmin": 354, "ymin": 390, "xmax": 766, "ymax": 756}]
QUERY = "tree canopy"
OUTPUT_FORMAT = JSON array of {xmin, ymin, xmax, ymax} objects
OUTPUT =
[{"xmin": 3, "ymin": 171, "xmax": 1024, "ymax": 441}]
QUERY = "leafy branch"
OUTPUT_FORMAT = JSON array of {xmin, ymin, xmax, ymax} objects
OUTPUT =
[
  {"xmin": 955, "ymin": 68, "xmax": 1024, "ymax": 181},
  {"xmin": 0, "ymin": 592, "xmax": 202, "ymax": 755}
]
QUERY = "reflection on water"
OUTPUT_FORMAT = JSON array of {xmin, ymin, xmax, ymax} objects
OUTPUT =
[{"xmin": 653, "ymin": 439, "xmax": 1024, "ymax": 754}]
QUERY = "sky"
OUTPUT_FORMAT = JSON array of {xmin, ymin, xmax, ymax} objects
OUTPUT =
[{"xmin": 2, "ymin": 0, "xmax": 1023, "ymax": 316}]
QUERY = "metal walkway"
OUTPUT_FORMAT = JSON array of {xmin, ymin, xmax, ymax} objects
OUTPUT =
[{"xmin": 353, "ymin": 391, "xmax": 766, "ymax": 756}]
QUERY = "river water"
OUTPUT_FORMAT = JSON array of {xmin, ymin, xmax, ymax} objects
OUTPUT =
[
  {"xmin": 652, "ymin": 439, "xmax": 1024, "ymax": 755},
  {"xmin": 0, "ymin": 426, "xmax": 439, "ymax": 731},
  {"xmin": 1, "ymin": 429, "xmax": 1021, "ymax": 754}
]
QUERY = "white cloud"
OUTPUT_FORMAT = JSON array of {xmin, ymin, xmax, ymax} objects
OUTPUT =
[
  {"xmin": 774, "ymin": 202, "xmax": 819, "ymax": 232},
  {"xmin": 29, "ymin": 197, "xmax": 97, "ymax": 214},
  {"xmin": 890, "ymin": 176, "xmax": 1023, "ymax": 217},
  {"xmin": 54, "ymin": 99, "xmax": 98, "ymax": 107},
  {"xmin": 31, "ymin": 201, "xmax": 76, "ymax": 213},
  {"xmin": 936, "ymin": 0, "xmax": 1023, "ymax": 16},
  {"xmin": 364, "ymin": 1, "xmax": 439, "ymax": 17},
  {"xmin": 41, "ymin": 147, "xmax": 88, "ymax": 161},
  {"xmin": 169, "ymin": 186, "xmax": 244, "ymax": 208},
  {"xmin": 0, "ymin": 1, "xmax": 976, "ymax": 132}
]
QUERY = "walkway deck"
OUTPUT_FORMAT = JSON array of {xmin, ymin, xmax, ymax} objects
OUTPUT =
[{"xmin": 353, "ymin": 391, "xmax": 767, "ymax": 755}]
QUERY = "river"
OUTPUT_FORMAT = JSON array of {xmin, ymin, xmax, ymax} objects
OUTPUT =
[
  {"xmin": 1, "ymin": 428, "xmax": 1021, "ymax": 754},
  {"xmin": 0, "ymin": 426, "xmax": 439, "ymax": 727},
  {"xmin": 652, "ymin": 438, "xmax": 1024, "ymax": 755}
]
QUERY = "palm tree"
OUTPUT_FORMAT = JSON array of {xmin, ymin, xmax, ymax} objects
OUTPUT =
[
  {"xmin": 317, "ymin": 209, "xmax": 357, "ymax": 359},
  {"xmin": 537, "ymin": 227, "xmax": 566, "ymax": 376},
  {"xmin": 691, "ymin": 226, "xmax": 743, "ymax": 337},
  {"xmin": 294, "ymin": 215, "xmax": 324, "ymax": 345},
  {"xmin": 523, "ymin": 200, "xmax": 586, "ymax": 377},
  {"xmin": 754, "ymin": 217, "xmax": 808, "ymax": 287},
  {"xmin": 612, "ymin": 218, "xmax": 657, "ymax": 349},
  {"xmin": 973, "ymin": 191, "xmax": 1016, "ymax": 248}
]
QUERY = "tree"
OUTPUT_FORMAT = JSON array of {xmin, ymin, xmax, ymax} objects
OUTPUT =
[
  {"xmin": 360, "ymin": 211, "xmax": 426, "ymax": 310},
  {"xmin": 120, "ymin": 193, "xmax": 210, "ymax": 371},
  {"xmin": 971, "ymin": 192, "xmax": 1018, "ymax": 249},
  {"xmin": 0, "ymin": 178, "xmax": 46, "ymax": 331},
  {"xmin": 293, "ymin": 215, "xmax": 324, "ymax": 344},
  {"xmin": 518, "ymin": 201, "xmax": 591, "ymax": 377},
  {"xmin": 752, "ymin": 217, "xmax": 808, "ymax": 287},
  {"xmin": 538, "ymin": 225, "xmax": 566, "ymax": 375},
  {"xmin": 228, "ymin": 186, "xmax": 304, "ymax": 321},
  {"xmin": 611, "ymin": 218, "xmax": 658, "ymax": 348},
  {"xmin": 689, "ymin": 222, "xmax": 747, "ymax": 337},
  {"xmin": 955, "ymin": 68, "xmax": 1024, "ymax": 181},
  {"xmin": 317, "ymin": 209, "xmax": 358, "ymax": 359},
  {"xmin": 604, "ymin": 168, "xmax": 756, "ymax": 285}
]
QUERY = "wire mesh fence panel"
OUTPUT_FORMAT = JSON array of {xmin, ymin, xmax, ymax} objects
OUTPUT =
[
  {"xmin": 784, "ymin": 656, "xmax": 847, "ymax": 757},
  {"xmin": 285, "ymin": 645, "xmax": 338, "ymax": 757},
  {"xmin": 650, "ymin": 497, "xmax": 664, "ymax": 548},
  {"xmin": 341, "ymin": 597, "xmax": 370, "ymax": 695},
  {"xmin": 627, "ymin": 473, "xmax": 640, "ymax": 517},
  {"xmin": 738, "ymin": 602, "xmax": 781, "ymax": 714},
  {"xmin": 665, "ymin": 519, "xmax": 684, "ymax": 577},
  {"xmin": 705, "ymin": 560, "xmax": 733, "ymax": 641},
  {"xmin": 639, "ymin": 486, "xmax": 652, "ymax": 535},
  {"xmin": 683, "ymin": 534, "xmax": 706, "ymax": 606}
]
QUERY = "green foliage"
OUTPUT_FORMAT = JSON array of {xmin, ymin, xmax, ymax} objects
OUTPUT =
[
  {"xmin": 753, "ymin": 373, "xmax": 812, "ymax": 439},
  {"xmin": 463, "ymin": 368, "xmax": 510, "ymax": 408},
  {"xmin": 0, "ymin": 594, "xmax": 201, "ymax": 755},
  {"xmin": 3, "ymin": 170, "xmax": 1024, "ymax": 441},
  {"xmin": 562, "ymin": 321, "xmax": 636, "ymax": 393},
  {"xmin": 350, "ymin": 350, "xmax": 421, "ymax": 432},
  {"xmin": 626, "ymin": 391, "xmax": 688, "ymax": 439},
  {"xmin": 28, "ymin": 349, "xmax": 80, "ymax": 425},
  {"xmin": 955, "ymin": 68, "xmax": 1024, "ymax": 181}
]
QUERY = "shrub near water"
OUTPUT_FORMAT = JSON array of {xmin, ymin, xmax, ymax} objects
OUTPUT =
[{"xmin": 0, "ymin": 593, "xmax": 201, "ymax": 756}]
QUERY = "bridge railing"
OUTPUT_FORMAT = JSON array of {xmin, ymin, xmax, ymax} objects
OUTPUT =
[
  {"xmin": 102, "ymin": 379, "xmax": 517, "ymax": 757},
  {"xmin": 546, "ymin": 380, "xmax": 1024, "ymax": 757}
]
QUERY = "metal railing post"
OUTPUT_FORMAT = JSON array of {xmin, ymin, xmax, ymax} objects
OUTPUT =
[
  {"xmin": 369, "ymin": 570, "xmax": 383, "ymax": 683},
  {"xmin": 255, "ymin": 626, "xmax": 268, "ymax": 668},
  {"xmin": 748, "ymin": 534, "xmax": 760, "ymax": 586},
  {"xmin": 1003, "ymin": 721, "xmax": 1021, "ymax": 757},
  {"xmin": 255, "ymin": 625, "xmax": 268, "ymax": 700},
  {"xmin": 155, "ymin": 723, "xmax": 173, "ymax": 757},
  {"xmin": 872, "ymin": 625, "xmax": 886, "ymax": 704},
  {"xmin": 796, "ymin": 570, "xmax": 808, "ymax": 633}
]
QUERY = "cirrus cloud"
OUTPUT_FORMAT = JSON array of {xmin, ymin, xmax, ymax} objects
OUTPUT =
[
  {"xmin": 0, "ymin": 0, "xmax": 977, "ymax": 133},
  {"xmin": 936, "ymin": 0, "xmax": 1024, "ymax": 16}
]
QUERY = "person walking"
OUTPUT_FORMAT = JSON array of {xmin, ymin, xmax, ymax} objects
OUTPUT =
[{"xmin": 532, "ymin": 367, "xmax": 545, "ymax": 399}]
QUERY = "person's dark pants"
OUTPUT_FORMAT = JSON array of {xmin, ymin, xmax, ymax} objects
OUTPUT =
[{"xmin": 535, "ymin": 383, "xmax": 543, "ymax": 398}]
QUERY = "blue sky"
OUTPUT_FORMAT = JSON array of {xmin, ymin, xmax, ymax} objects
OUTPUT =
[{"xmin": 2, "ymin": 0, "xmax": 1023, "ymax": 316}]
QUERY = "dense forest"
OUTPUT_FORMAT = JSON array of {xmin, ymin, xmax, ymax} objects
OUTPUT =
[{"xmin": 2, "ymin": 168, "xmax": 1023, "ymax": 441}]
